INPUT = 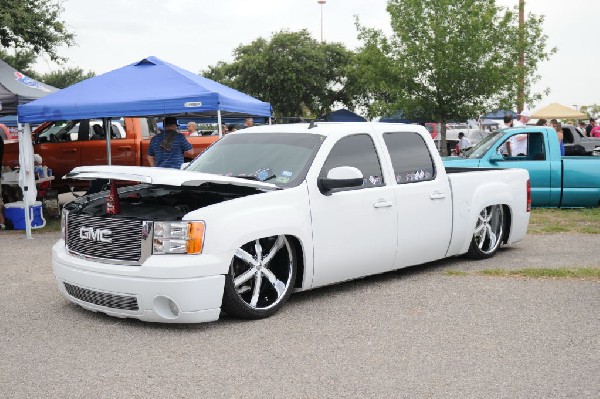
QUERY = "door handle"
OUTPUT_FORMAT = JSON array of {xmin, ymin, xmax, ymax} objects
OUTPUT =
[
  {"xmin": 429, "ymin": 192, "xmax": 446, "ymax": 200},
  {"xmin": 373, "ymin": 200, "xmax": 393, "ymax": 208},
  {"xmin": 62, "ymin": 149, "xmax": 77, "ymax": 153}
]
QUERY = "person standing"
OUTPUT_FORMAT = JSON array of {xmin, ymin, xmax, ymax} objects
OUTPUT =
[
  {"xmin": 187, "ymin": 122, "xmax": 199, "ymax": 136},
  {"xmin": 244, "ymin": 117, "xmax": 253, "ymax": 128},
  {"xmin": 550, "ymin": 119, "xmax": 565, "ymax": 156},
  {"xmin": 147, "ymin": 117, "xmax": 192, "ymax": 169},
  {"xmin": 585, "ymin": 118, "xmax": 596, "ymax": 137},
  {"xmin": 590, "ymin": 123, "xmax": 600, "ymax": 138},
  {"xmin": 513, "ymin": 110, "xmax": 531, "ymax": 127},
  {"xmin": 457, "ymin": 132, "xmax": 471, "ymax": 154},
  {"xmin": 507, "ymin": 111, "xmax": 529, "ymax": 156}
]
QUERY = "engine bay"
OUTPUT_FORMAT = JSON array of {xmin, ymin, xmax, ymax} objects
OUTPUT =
[{"xmin": 63, "ymin": 183, "xmax": 263, "ymax": 220}]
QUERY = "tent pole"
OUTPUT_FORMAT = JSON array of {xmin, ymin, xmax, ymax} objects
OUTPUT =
[
  {"xmin": 18, "ymin": 123, "xmax": 33, "ymax": 239},
  {"xmin": 217, "ymin": 111, "xmax": 222, "ymax": 138},
  {"xmin": 103, "ymin": 118, "xmax": 112, "ymax": 165}
]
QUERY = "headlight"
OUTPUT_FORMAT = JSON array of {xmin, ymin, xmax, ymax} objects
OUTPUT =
[
  {"xmin": 152, "ymin": 221, "xmax": 205, "ymax": 255},
  {"xmin": 61, "ymin": 209, "xmax": 68, "ymax": 241}
]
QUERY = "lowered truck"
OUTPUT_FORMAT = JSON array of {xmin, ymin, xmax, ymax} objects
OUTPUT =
[
  {"xmin": 53, "ymin": 122, "xmax": 530, "ymax": 324},
  {"xmin": 444, "ymin": 126, "xmax": 600, "ymax": 208},
  {"xmin": 1, "ymin": 118, "xmax": 219, "ymax": 192}
]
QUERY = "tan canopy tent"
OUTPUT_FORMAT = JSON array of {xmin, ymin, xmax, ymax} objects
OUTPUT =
[{"xmin": 531, "ymin": 103, "xmax": 587, "ymax": 119}]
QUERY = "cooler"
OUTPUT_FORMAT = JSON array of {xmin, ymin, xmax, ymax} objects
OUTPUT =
[{"xmin": 4, "ymin": 201, "xmax": 46, "ymax": 230}]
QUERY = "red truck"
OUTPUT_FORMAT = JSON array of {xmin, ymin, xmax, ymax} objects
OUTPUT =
[{"xmin": 2, "ymin": 118, "xmax": 219, "ymax": 192}]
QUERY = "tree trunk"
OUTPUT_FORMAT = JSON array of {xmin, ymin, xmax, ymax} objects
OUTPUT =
[{"xmin": 440, "ymin": 119, "xmax": 448, "ymax": 156}]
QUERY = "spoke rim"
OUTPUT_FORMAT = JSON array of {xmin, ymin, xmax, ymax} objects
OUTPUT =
[
  {"xmin": 474, "ymin": 205, "xmax": 503, "ymax": 255},
  {"xmin": 230, "ymin": 235, "xmax": 294, "ymax": 311}
]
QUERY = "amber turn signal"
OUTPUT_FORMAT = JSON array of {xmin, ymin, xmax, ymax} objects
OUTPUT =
[{"xmin": 187, "ymin": 222, "xmax": 205, "ymax": 254}]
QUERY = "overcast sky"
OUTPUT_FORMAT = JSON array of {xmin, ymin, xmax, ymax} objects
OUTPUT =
[{"xmin": 33, "ymin": 0, "xmax": 598, "ymax": 112}]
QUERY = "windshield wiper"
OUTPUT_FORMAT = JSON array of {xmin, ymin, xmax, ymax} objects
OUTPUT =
[{"xmin": 233, "ymin": 174, "xmax": 276, "ymax": 182}]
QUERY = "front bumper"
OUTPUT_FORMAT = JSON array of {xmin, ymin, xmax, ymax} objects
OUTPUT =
[{"xmin": 52, "ymin": 240, "xmax": 231, "ymax": 323}]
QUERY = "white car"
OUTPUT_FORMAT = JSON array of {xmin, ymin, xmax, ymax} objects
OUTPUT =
[{"xmin": 54, "ymin": 122, "xmax": 531, "ymax": 323}]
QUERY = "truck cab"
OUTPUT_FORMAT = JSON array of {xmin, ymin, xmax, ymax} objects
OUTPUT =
[{"xmin": 444, "ymin": 127, "xmax": 600, "ymax": 208}]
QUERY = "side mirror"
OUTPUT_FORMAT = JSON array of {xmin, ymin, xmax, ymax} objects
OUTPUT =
[
  {"xmin": 489, "ymin": 151, "xmax": 504, "ymax": 163},
  {"xmin": 318, "ymin": 166, "xmax": 364, "ymax": 194}
]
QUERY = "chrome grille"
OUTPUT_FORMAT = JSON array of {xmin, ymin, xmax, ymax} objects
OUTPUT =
[
  {"xmin": 64, "ymin": 282, "xmax": 139, "ymax": 311},
  {"xmin": 66, "ymin": 213, "xmax": 143, "ymax": 262}
]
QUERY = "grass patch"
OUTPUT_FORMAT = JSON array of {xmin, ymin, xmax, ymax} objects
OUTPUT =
[
  {"xmin": 480, "ymin": 267, "xmax": 600, "ymax": 280},
  {"xmin": 444, "ymin": 271, "xmax": 469, "ymax": 276},
  {"xmin": 528, "ymin": 208, "xmax": 600, "ymax": 234}
]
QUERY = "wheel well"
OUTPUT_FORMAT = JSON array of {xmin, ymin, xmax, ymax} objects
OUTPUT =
[
  {"xmin": 502, "ymin": 204, "xmax": 512, "ymax": 244},
  {"xmin": 286, "ymin": 235, "xmax": 305, "ymax": 289}
]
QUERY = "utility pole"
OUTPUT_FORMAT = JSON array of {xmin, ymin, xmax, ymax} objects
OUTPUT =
[
  {"xmin": 517, "ymin": 0, "xmax": 525, "ymax": 113},
  {"xmin": 318, "ymin": 0, "xmax": 326, "ymax": 43}
]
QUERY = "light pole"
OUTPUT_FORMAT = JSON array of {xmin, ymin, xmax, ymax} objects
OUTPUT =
[{"xmin": 318, "ymin": 0, "xmax": 326, "ymax": 42}]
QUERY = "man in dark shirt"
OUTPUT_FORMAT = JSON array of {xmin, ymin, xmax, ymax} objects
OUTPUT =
[
  {"xmin": 147, "ymin": 117, "xmax": 192, "ymax": 169},
  {"xmin": 585, "ymin": 118, "xmax": 596, "ymax": 137}
]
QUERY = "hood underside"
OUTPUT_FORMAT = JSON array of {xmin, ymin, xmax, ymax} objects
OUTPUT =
[{"xmin": 64, "ymin": 165, "xmax": 278, "ymax": 191}]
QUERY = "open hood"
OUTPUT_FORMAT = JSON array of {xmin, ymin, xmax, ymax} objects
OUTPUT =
[{"xmin": 64, "ymin": 165, "xmax": 278, "ymax": 190}]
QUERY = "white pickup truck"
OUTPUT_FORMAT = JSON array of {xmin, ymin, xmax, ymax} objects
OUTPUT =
[{"xmin": 54, "ymin": 122, "xmax": 531, "ymax": 323}]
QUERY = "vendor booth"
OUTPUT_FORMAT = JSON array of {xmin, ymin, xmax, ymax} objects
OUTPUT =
[
  {"xmin": 14, "ymin": 56, "xmax": 272, "ymax": 237},
  {"xmin": 0, "ymin": 59, "xmax": 58, "ymax": 235}
]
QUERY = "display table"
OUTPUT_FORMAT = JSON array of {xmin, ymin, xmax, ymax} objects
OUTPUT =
[{"xmin": 1, "ymin": 174, "xmax": 55, "ymax": 185}]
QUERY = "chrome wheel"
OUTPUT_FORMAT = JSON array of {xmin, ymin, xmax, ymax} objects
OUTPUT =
[
  {"xmin": 222, "ymin": 235, "xmax": 296, "ymax": 318},
  {"xmin": 468, "ymin": 205, "xmax": 504, "ymax": 259}
]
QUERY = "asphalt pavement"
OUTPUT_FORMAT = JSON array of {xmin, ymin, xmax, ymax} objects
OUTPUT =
[{"xmin": 0, "ymin": 231, "xmax": 598, "ymax": 398}]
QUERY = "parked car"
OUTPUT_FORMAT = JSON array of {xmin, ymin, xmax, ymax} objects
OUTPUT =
[
  {"xmin": 561, "ymin": 124, "xmax": 600, "ymax": 155},
  {"xmin": 444, "ymin": 126, "xmax": 600, "ymax": 207},
  {"xmin": 53, "ymin": 122, "xmax": 530, "ymax": 324},
  {"xmin": 0, "ymin": 123, "xmax": 16, "ymax": 141}
]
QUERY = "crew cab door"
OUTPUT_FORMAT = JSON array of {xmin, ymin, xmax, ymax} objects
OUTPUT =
[
  {"xmin": 80, "ymin": 121, "xmax": 137, "ymax": 167},
  {"xmin": 308, "ymin": 132, "xmax": 397, "ymax": 288},
  {"xmin": 381, "ymin": 131, "xmax": 452, "ymax": 267}
]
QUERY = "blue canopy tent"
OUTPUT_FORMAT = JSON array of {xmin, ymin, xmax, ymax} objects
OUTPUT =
[
  {"xmin": 16, "ymin": 56, "xmax": 271, "ymax": 238},
  {"xmin": 0, "ymin": 115, "xmax": 18, "ymax": 126},
  {"xmin": 315, "ymin": 109, "xmax": 367, "ymax": 122},
  {"xmin": 17, "ymin": 56, "xmax": 271, "ymax": 123}
]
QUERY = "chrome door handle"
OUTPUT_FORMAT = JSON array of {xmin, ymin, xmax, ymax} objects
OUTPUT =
[
  {"xmin": 373, "ymin": 200, "xmax": 393, "ymax": 208},
  {"xmin": 429, "ymin": 192, "xmax": 446, "ymax": 200}
]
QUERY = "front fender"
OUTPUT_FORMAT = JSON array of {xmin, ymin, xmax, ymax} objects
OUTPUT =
[{"xmin": 184, "ymin": 184, "xmax": 314, "ymax": 283}]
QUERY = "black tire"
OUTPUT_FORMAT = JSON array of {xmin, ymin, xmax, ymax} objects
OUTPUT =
[
  {"xmin": 221, "ymin": 235, "xmax": 297, "ymax": 319},
  {"xmin": 467, "ymin": 205, "xmax": 504, "ymax": 259}
]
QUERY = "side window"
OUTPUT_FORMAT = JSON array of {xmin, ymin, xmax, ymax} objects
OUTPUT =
[
  {"xmin": 320, "ymin": 134, "xmax": 384, "ymax": 189},
  {"xmin": 498, "ymin": 132, "xmax": 545, "ymax": 160},
  {"xmin": 383, "ymin": 132, "xmax": 435, "ymax": 184}
]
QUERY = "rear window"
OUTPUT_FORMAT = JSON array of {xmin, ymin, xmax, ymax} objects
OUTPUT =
[{"xmin": 383, "ymin": 132, "xmax": 436, "ymax": 183}]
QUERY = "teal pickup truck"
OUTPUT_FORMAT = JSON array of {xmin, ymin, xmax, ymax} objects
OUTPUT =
[{"xmin": 443, "ymin": 127, "xmax": 600, "ymax": 208}]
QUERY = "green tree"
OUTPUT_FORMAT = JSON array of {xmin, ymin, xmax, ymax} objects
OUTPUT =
[
  {"xmin": 0, "ymin": 0, "xmax": 74, "ymax": 62},
  {"xmin": 0, "ymin": 48, "xmax": 37, "ymax": 74},
  {"xmin": 580, "ymin": 104, "xmax": 599, "ymax": 119},
  {"xmin": 37, "ymin": 68, "xmax": 95, "ymax": 89},
  {"xmin": 203, "ymin": 29, "xmax": 354, "ymax": 117},
  {"xmin": 351, "ymin": 0, "xmax": 554, "ymax": 154}
]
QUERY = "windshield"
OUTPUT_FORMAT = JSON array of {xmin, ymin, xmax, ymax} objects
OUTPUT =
[
  {"xmin": 463, "ymin": 130, "xmax": 506, "ymax": 159},
  {"xmin": 186, "ymin": 132, "xmax": 325, "ymax": 188},
  {"xmin": 36, "ymin": 121, "xmax": 77, "ymax": 142}
]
